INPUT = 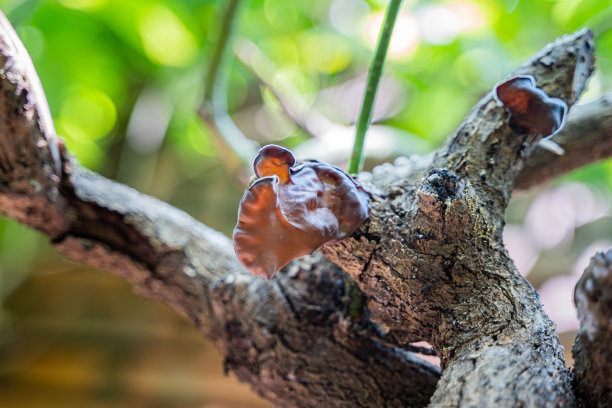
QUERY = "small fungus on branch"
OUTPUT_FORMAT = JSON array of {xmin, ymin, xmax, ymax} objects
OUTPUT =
[
  {"xmin": 495, "ymin": 75, "xmax": 567, "ymax": 137},
  {"xmin": 233, "ymin": 145, "xmax": 370, "ymax": 279}
]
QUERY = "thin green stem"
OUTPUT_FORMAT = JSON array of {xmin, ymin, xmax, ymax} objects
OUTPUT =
[{"xmin": 348, "ymin": 0, "xmax": 403, "ymax": 174}]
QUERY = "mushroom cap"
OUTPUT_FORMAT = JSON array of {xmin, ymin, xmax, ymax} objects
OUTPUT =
[
  {"xmin": 254, "ymin": 144, "xmax": 295, "ymax": 182},
  {"xmin": 233, "ymin": 146, "xmax": 369, "ymax": 279},
  {"xmin": 495, "ymin": 75, "xmax": 567, "ymax": 137},
  {"xmin": 233, "ymin": 176, "xmax": 321, "ymax": 278}
]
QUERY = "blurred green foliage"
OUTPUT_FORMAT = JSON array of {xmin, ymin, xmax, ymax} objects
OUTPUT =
[
  {"xmin": 0, "ymin": 0, "xmax": 611, "ymax": 302},
  {"xmin": 1, "ymin": 0, "xmax": 611, "ymax": 173}
]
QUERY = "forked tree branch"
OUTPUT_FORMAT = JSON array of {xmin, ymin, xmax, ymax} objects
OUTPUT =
[
  {"xmin": 0, "ymin": 12, "xmax": 439, "ymax": 407},
  {"xmin": 320, "ymin": 29, "xmax": 595, "ymax": 407},
  {"xmin": 0, "ymin": 10, "xmax": 609, "ymax": 408},
  {"xmin": 354, "ymin": 93, "xmax": 612, "ymax": 196}
]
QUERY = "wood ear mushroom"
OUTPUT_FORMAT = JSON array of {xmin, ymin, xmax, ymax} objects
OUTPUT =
[
  {"xmin": 233, "ymin": 145, "xmax": 370, "ymax": 279},
  {"xmin": 495, "ymin": 75, "xmax": 567, "ymax": 137}
]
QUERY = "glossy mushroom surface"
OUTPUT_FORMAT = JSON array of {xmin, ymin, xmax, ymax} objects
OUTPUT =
[
  {"xmin": 233, "ymin": 145, "xmax": 370, "ymax": 279},
  {"xmin": 495, "ymin": 75, "xmax": 567, "ymax": 137}
]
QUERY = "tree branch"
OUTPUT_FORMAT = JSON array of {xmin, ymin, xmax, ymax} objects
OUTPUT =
[
  {"xmin": 432, "ymin": 29, "xmax": 595, "ymax": 227},
  {"xmin": 363, "ymin": 94, "xmax": 612, "ymax": 195},
  {"xmin": 0, "ymin": 13, "xmax": 439, "ymax": 407},
  {"xmin": 2, "ymin": 9, "xmax": 609, "ymax": 407},
  {"xmin": 320, "ymin": 29, "xmax": 595, "ymax": 407},
  {"xmin": 515, "ymin": 95, "xmax": 612, "ymax": 191},
  {"xmin": 572, "ymin": 250, "xmax": 612, "ymax": 408},
  {"xmin": 233, "ymin": 38, "xmax": 328, "ymax": 139},
  {"xmin": 322, "ymin": 27, "xmax": 595, "ymax": 343}
]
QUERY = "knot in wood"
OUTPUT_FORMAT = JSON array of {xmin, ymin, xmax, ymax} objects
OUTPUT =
[
  {"xmin": 414, "ymin": 170, "xmax": 473, "ymax": 238},
  {"xmin": 424, "ymin": 169, "xmax": 459, "ymax": 202}
]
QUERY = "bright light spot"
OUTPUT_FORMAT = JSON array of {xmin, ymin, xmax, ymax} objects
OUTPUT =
[
  {"xmin": 366, "ymin": 11, "xmax": 420, "ymax": 57},
  {"xmin": 446, "ymin": 1, "xmax": 485, "ymax": 32},
  {"xmin": 138, "ymin": 5, "xmax": 198, "ymax": 67},
  {"xmin": 126, "ymin": 88, "xmax": 173, "ymax": 154},
  {"xmin": 554, "ymin": 183, "xmax": 610, "ymax": 228},
  {"xmin": 318, "ymin": 73, "xmax": 406, "ymax": 124},
  {"xmin": 263, "ymin": 0, "xmax": 298, "ymax": 32},
  {"xmin": 538, "ymin": 274, "xmax": 580, "ymax": 333},
  {"xmin": 297, "ymin": 31, "xmax": 352, "ymax": 74},
  {"xmin": 552, "ymin": 0, "xmax": 585, "ymax": 25},
  {"xmin": 59, "ymin": 88, "xmax": 117, "ymax": 140},
  {"xmin": 259, "ymin": 36, "xmax": 299, "ymax": 68},
  {"xmin": 503, "ymin": 225, "xmax": 540, "ymax": 277},
  {"xmin": 59, "ymin": 0, "xmax": 108, "ymax": 11},
  {"xmin": 186, "ymin": 116, "xmax": 215, "ymax": 156},
  {"xmin": 524, "ymin": 182, "xmax": 611, "ymax": 251},
  {"xmin": 417, "ymin": 5, "xmax": 460, "ymax": 45},
  {"xmin": 293, "ymin": 123, "xmax": 418, "ymax": 165},
  {"xmin": 329, "ymin": 0, "xmax": 371, "ymax": 37},
  {"xmin": 56, "ymin": 87, "xmax": 115, "ymax": 167},
  {"xmin": 55, "ymin": 118, "xmax": 104, "ymax": 168},
  {"xmin": 524, "ymin": 189, "xmax": 575, "ymax": 250}
]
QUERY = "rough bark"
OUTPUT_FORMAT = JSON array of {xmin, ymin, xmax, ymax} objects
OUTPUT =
[
  {"xmin": 320, "ymin": 29, "xmax": 595, "ymax": 408},
  {"xmin": 0, "ymin": 11, "xmax": 609, "ymax": 408},
  {"xmin": 0, "ymin": 13, "xmax": 439, "ymax": 407},
  {"xmin": 573, "ymin": 250, "xmax": 612, "ymax": 408}
]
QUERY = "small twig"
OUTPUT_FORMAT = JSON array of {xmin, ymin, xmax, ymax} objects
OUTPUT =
[
  {"xmin": 204, "ymin": 0, "xmax": 240, "ymax": 103},
  {"xmin": 234, "ymin": 39, "xmax": 329, "ymax": 139},
  {"xmin": 404, "ymin": 344, "xmax": 438, "ymax": 356},
  {"xmin": 200, "ymin": 0, "xmax": 257, "ymax": 168},
  {"xmin": 514, "ymin": 95, "xmax": 612, "ymax": 191},
  {"xmin": 348, "ymin": 0, "xmax": 403, "ymax": 174}
]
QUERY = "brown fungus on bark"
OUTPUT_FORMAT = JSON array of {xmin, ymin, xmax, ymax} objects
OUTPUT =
[
  {"xmin": 495, "ymin": 75, "xmax": 567, "ymax": 137},
  {"xmin": 233, "ymin": 145, "xmax": 370, "ymax": 279}
]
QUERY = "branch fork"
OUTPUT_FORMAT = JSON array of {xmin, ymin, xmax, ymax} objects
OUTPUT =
[{"xmin": 0, "ymin": 11, "xmax": 610, "ymax": 407}]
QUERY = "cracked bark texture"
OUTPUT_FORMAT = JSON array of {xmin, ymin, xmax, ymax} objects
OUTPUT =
[
  {"xmin": 573, "ymin": 250, "xmax": 612, "ymax": 407},
  {"xmin": 0, "ymin": 13, "xmax": 439, "ymax": 408},
  {"xmin": 0, "ymin": 11, "xmax": 610, "ymax": 408},
  {"xmin": 320, "ymin": 29, "xmax": 595, "ymax": 408}
]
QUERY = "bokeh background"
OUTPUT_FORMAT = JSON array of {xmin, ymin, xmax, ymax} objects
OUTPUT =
[{"xmin": 0, "ymin": 0, "xmax": 611, "ymax": 407}]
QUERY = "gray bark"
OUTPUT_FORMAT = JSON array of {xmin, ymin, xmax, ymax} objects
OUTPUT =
[
  {"xmin": 573, "ymin": 250, "xmax": 612, "ymax": 407},
  {"xmin": 320, "ymin": 29, "xmax": 594, "ymax": 408},
  {"xmin": 0, "ymin": 11, "xmax": 610, "ymax": 408},
  {"xmin": 0, "ymin": 13, "xmax": 439, "ymax": 407}
]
